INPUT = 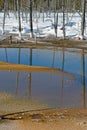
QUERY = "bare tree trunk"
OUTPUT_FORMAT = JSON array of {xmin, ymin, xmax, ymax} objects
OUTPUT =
[
  {"xmin": 30, "ymin": 0, "xmax": 33, "ymax": 37},
  {"xmin": 82, "ymin": 0, "xmax": 86, "ymax": 39},
  {"xmin": 47, "ymin": 0, "xmax": 50, "ymax": 8},
  {"xmin": 62, "ymin": 0, "xmax": 66, "ymax": 39},
  {"xmin": 53, "ymin": 0, "xmax": 58, "ymax": 37},
  {"xmin": 2, "ymin": 0, "xmax": 8, "ymax": 34},
  {"xmin": 13, "ymin": 0, "xmax": 17, "ymax": 19},
  {"xmin": 17, "ymin": 0, "xmax": 22, "ymax": 38},
  {"xmin": 54, "ymin": 12, "xmax": 58, "ymax": 37}
]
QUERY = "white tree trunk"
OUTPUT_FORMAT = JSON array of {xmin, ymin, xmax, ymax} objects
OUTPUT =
[{"xmin": 2, "ymin": 0, "xmax": 7, "ymax": 34}]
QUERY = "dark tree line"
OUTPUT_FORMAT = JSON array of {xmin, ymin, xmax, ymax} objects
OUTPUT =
[{"xmin": 0, "ymin": 0, "xmax": 83, "ymax": 11}]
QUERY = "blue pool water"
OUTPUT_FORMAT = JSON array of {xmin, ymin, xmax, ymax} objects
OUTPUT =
[{"xmin": 0, "ymin": 47, "xmax": 87, "ymax": 109}]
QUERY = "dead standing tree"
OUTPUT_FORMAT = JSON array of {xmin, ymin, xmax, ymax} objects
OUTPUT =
[
  {"xmin": 17, "ymin": 0, "xmax": 22, "ymax": 38},
  {"xmin": 30, "ymin": 0, "xmax": 33, "ymax": 38},
  {"xmin": 3, "ymin": 0, "xmax": 8, "ymax": 34},
  {"xmin": 53, "ymin": 0, "xmax": 58, "ymax": 37},
  {"xmin": 82, "ymin": 0, "xmax": 86, "ymax": 39},
  {"xmin": 62, "ymin": 0, "xmax": 66, "ymax": 39}
]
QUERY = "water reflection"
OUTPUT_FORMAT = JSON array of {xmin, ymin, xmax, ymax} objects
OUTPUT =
[
  {"xmin": 27, "ymin": 73, "xmax": 32, "ymax": 98},
  {"xmin": 16, "ymin": 71, "xmax": 19, "ymax": 95},
  {"xmin": 61, "ymin": 47, "xmax": 65, "ymax": 107},
  {"xmin": 5, "ymin": 48, "xmax": 8, "ymax": 62},
  {"xmin": 0, "ymin": 47, "xmax": 87, "ymax": 108},
  {"xmin": 15, "ymin": 71, "xmax": 31, "ymax": 98},
  {"xmin": 0, "ymin": 70, "xmax": 75, "ymax": 107},
  {"xmin": 82, "ymin": 49, "xmax": 86, "ymax": 108}
]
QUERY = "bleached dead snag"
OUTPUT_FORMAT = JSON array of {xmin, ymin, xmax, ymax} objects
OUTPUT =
[
  {"xmin": 62, "ymin": 0, "xmax": 66, "ymax": 40},
  {"xmin": 2, "ymin": 0, "xmax": 8, "ymax": 34},
  {"xmin": 2, "ymin": 7, "xmax": 5, "ymax": 34},
  {"xmin": 29, "ymin": 0, "xmax": 33, "ymax": 38},
  {"xmin": 0, "ymin": 35, "xmax": 12, "ymax": 43},
  {"xmin": 17, "ymin": 0, "xmax": 22, "ymax": 39},
  {"xmin": 54, "ymin": 12, "xmax": 58, "ymax": 38},
  {"xmin": 81, "ymin": 0, "xmax": 86, "ymax": 40},
  {"xmin": 54, "ymin": 0, "xmax": 59, "ymax": 38}
]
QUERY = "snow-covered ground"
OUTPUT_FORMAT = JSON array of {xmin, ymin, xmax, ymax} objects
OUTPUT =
[{"xmin": 0, "ymin": 11, "xmax": 87, "ymax": 39}]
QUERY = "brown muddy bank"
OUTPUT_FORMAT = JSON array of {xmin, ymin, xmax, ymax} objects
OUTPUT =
[
  {"xmin": 0, "ymin": 36, "xmax": 87, "ymax": 50},
  {"xmin": 0, "ymin": 108, "xmax": 87, "ymax": 130}
]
